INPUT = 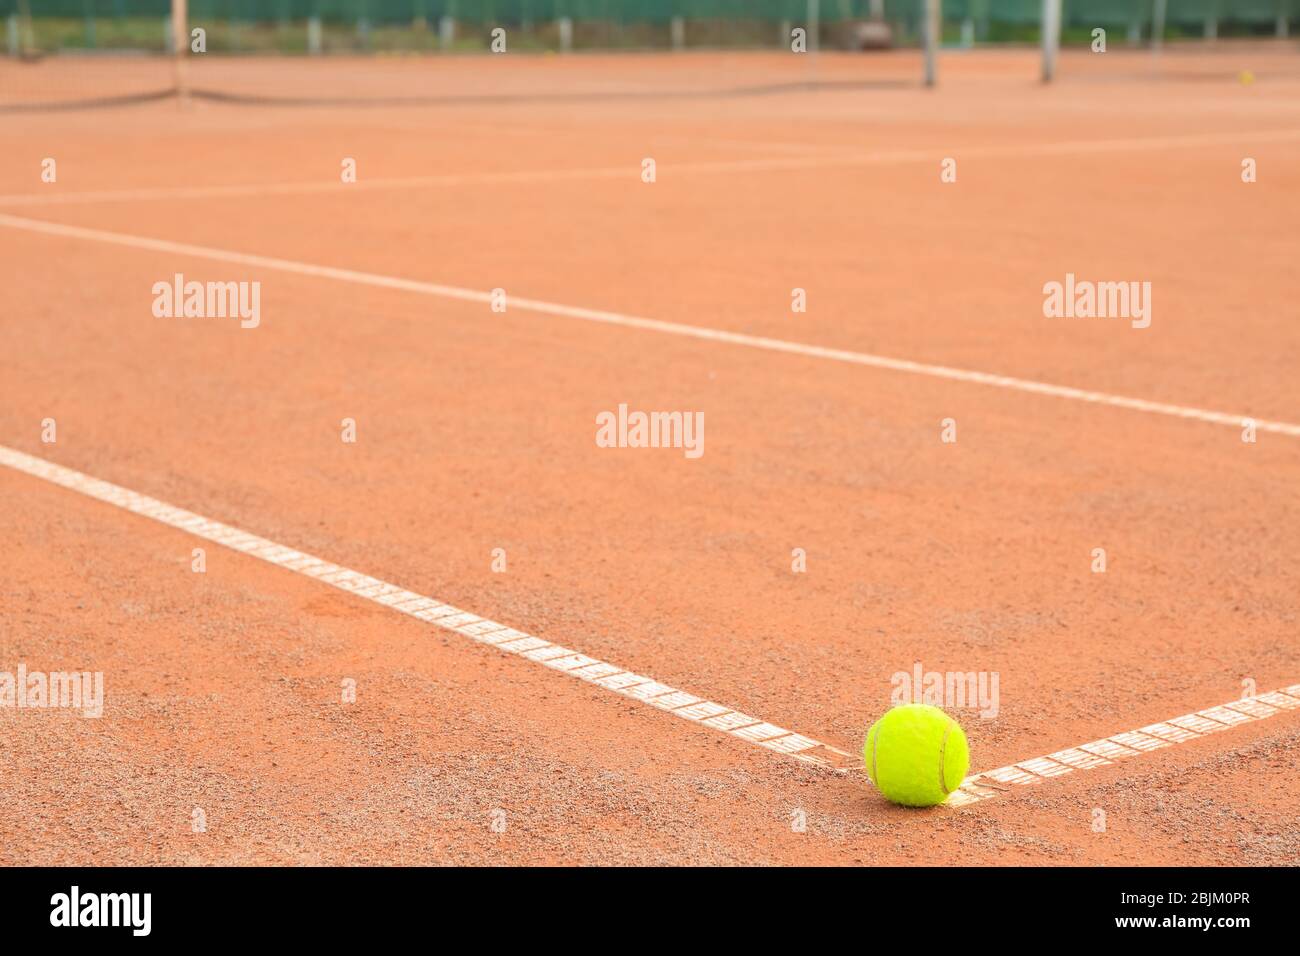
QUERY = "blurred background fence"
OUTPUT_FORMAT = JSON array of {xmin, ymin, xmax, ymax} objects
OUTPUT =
[{"xmin": 4, "ymin": 1, "xmax": 1297, "ymax": 57}]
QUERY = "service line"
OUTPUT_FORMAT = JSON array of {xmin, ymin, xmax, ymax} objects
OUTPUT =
[{"xmin": 2, "ymin": 210, "xmax": 1297, "ymax": 437}]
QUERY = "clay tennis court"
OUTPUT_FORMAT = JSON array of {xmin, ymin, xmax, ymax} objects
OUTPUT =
[{"xmin": 2, "ymin": 42, "xmax": 1298, "ymax": 866}]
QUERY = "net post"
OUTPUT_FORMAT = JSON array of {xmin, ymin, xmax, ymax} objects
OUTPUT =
[
  {"xmin": 1152, "ymin": 0, "xmax": 1166, "ymax": 52},
  {"xmin": 14, "ymin": 0, "xmax": 34, "ymax": 56},
  {"xmin": 172, "ymin": 0, "xmax": 190, "ymax": 105},
  {"xmin": 923, "ymin": 0, "xmax": 940, "ymax": 87},
  {"xmin": 1041, "ymin": 0, "xmax": 1060, "ymax": 83}
]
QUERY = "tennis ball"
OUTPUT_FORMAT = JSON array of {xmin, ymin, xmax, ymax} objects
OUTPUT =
[
  {"xmin": 863, "ymin": 704, "xmax": 969, "ymax": 807},
  {"xmin": 1239, "ymin": 70, "xmax": 1255, "ymax": 85}
]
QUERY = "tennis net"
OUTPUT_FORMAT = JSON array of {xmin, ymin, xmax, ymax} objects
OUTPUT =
[{"xmin": 3, "ymin": 1, "xmax": 1296, "ymax": 111}]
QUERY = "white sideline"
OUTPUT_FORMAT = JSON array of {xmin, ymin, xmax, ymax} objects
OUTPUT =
[
  {"xmin": 0, "ymin": 444, "xmax": 855, "ymax": 772},
  {"xmin": 1, "ymin": 211, "xmax": 1297, "ymax": 437},
  {"xmin": 949, "ymin": 684, "xmax": 1300, "ymax": 806}
]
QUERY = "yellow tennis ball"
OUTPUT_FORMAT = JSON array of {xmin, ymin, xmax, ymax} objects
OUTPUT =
[
  {"xmin": 1239, "ymin": 70, "xmax": 1255, "ymax": 85},
  {"xmin": 864, "ymin": 704, "xmax": 969, "ymax": 807}
]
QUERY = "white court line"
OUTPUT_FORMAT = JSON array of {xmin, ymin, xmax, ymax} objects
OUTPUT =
[
  {"xmin": 0, "ymin": 444, "xmax": 856, "ymax": 772},
  {"xmin": 0, "ymin": 167, "xmax": 638, "ymax": 208},
  {"xmin": 2, "ymin": 126, "xmax": 1298, "ymax": 208},
  {"xmin": 3, "ymin": 210, "xmax": 1297, "ymax": 437},
  {"xmin": 948, "ymin": 685, "xmax": 1300, "ymax": 807},
  {"xmin": 3, "ymin": 444, "xmax": 1297, "ymax": 799}
]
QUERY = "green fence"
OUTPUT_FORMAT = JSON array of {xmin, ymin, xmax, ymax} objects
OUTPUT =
[
  {"xmin": 4, "ymin": 0, "xmax": 1296, "ymax": 51},
  {"xmin": 8, "ymin": 1, "xmax": 1295, "ymax": 24}
]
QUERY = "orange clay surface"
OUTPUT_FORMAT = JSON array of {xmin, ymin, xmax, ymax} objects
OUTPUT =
[{"xmin": 1, "ymin": 45, "xmax": 1298, "ymax": 865}]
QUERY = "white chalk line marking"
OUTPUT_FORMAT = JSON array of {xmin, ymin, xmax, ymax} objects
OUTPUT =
[
  {"xmin": 948, "ymin": 685, "xmax": 1300, "ymax": 807},
  {"xmin": 0, "ymin": 444, "xmax": 855, "ymax": 772},
  {"xmin": 2, "ymin": 126, "xmax": 1298, "ymax": 208},
  {"xmin": 4, "ymin": 441, "xmax": 1296, "ymax": 799},
  {"xmin": 3, "ymin": 211, "xmax": 1297, "ymax": 438}
]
